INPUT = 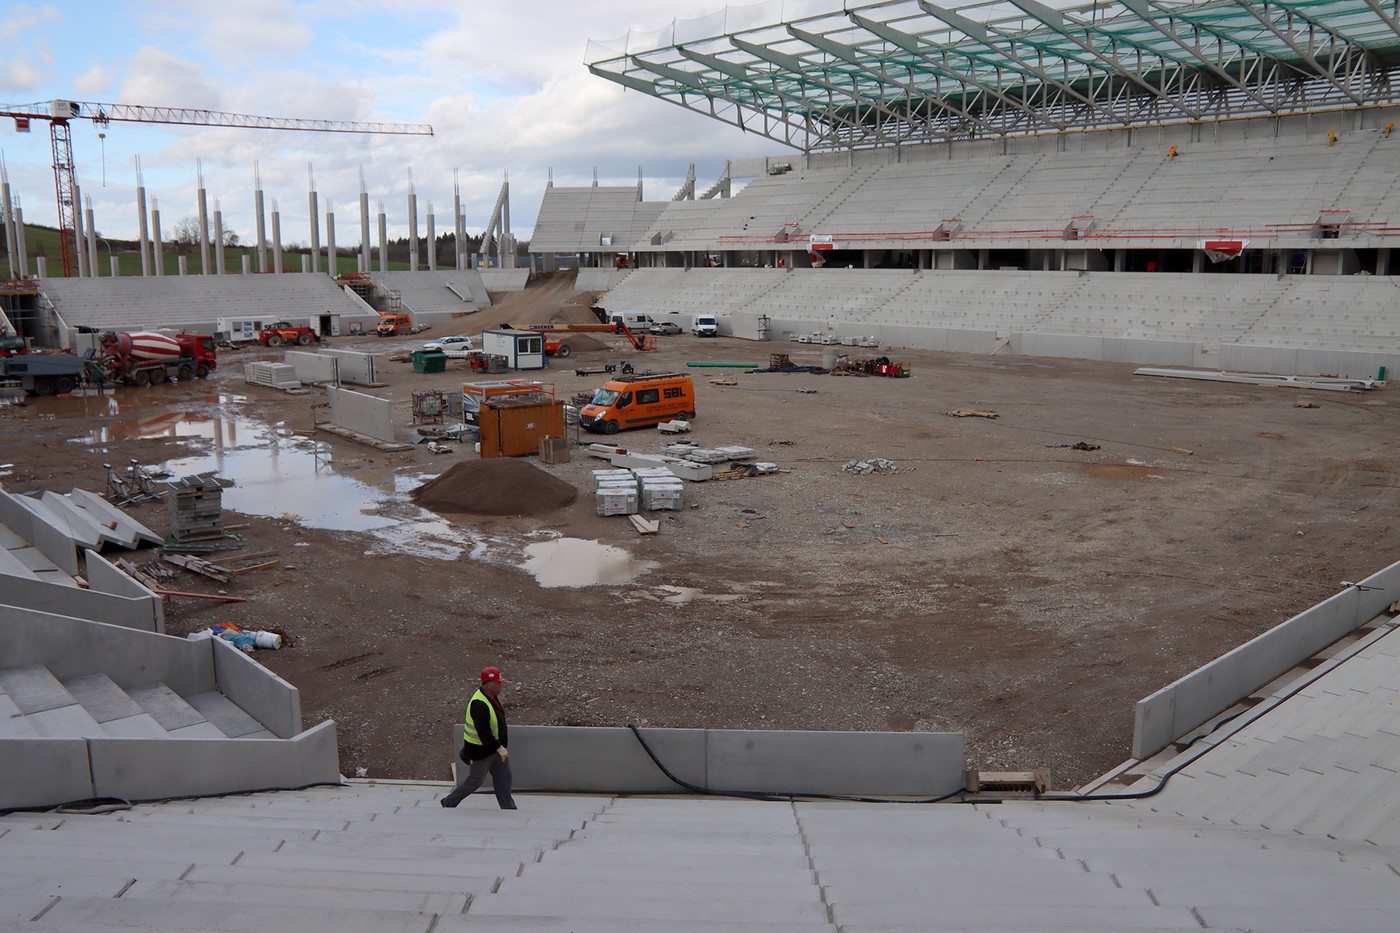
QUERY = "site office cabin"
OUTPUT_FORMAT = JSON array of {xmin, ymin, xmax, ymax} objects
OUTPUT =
[{"xmin": 580, "ymin": 372, "xmax": 696, "ymax": 435}]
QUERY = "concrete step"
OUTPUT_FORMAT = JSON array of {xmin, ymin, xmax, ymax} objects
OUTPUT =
[
  {"xmin": 436, "ymin": 916, "xmax": 829, "ymax": 932},
  {"xmin": 0, "ymin": 691, "xmax": 37, "ymax": 737},
  {"xmin": 125, "ymin": 876, "xmax": 472, "ymax": 915},
  {"xmin": 831, "ymin": 901, "xmax": 1201, "ymax": 928},
  {"xmin": 274, "ymin": 837, "xmax": 544, "ymax": 865},
  {"xmin": 61, "ymin": 673, "xmax": 147, "ymax": 723},
  {"xmin": 0, "ymin": 872, "xmax": 135, "ymax": 899},
  {"xmin": 1195, "ymin": 903, "xmax": 1400, "ymax": 932},
  {"xmin": 0, "ymin": 852, "xmax": 192, "ymax": 880},
  {"xmin": 31, "ymin": 895, "xmax": 444, "ymax": 933},
  {"xmin": 467, "ymin": 890, "xmax": 830, "ymax": 924},
  {"xmin": 822, "ymin": 875, "xmax": 1152, "ymax": 906},
  {"xmin": 1119, "ymin": 870, "xmax": 1400, "ymax": 906},
  {"xmin": 1292, "ymin": 764, "xmax": 1397, "ymax": 838},
  {"xmin": 496, "ymin": 874, "xmax": 821, "ymax": 904},
  {"xmin": 185, "ymin": 690, "xmax": 272, "ymax": 738},
  {"xmin": 0, "ymin": 665, "xmax": 80, "ymax": 715},
  {"xmin": 234, "ymin": 848, "xmax": 528, "ymax": 878},
  {"xmin": 9, "ymin": 820, "xmax": 314, "ymax": 850},
  {"xmin": 536, "ymin": 848, "xmax": 815, "ymax": 871},
  {"xmin": 126, "ymin": 682, "xmax": 211, "ymax": 733}
]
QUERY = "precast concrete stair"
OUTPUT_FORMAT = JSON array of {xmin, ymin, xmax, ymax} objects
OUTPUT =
[
  {"xmin": 0, "ymin": 664, "xmax": 274, "ymax": 741},
  {"xmin": 6, "ymin": 777, "xmax": 1400, "ymax": 930}
]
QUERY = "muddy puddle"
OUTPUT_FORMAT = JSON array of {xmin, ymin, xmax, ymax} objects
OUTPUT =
[
  {"xmin": 64, "ymin": 399, "xmax": 487, "ymax": 560},
  {"xmin": 521, "ymin": 537, "xmax": 657, "ymax": 588}
]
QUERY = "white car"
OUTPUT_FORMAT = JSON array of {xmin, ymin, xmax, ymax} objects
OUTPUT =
[{"xmin": 422, "ymin": 335, "xmax": 475, "ymax": 357}]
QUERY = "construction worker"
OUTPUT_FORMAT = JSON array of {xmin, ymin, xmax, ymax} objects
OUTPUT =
[
  {"xmin": 1328, "ymin": 129, "xmax": 1337, "ymax": 147},
  {"xmin": 440, "ymin": 666, "xmax": 517, "ymax": 809},
  {"xmin": 1168, "ymin": 145, "xmax": 1178, "ymax": 160},
  {"xmin": 1386, "ymin": 122, "xmax": 1395, "ymax": 138}
]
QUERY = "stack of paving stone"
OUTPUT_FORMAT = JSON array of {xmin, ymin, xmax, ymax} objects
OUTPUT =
[
  {"xmin": 633, "ymin": 467, "xmax": 684, "ymax": 510},
  {"xmin": 592, "ymin": 468, "xmax": 638, "ymax": 516},
  {"xmin": 243, "ymin": 361, "xmax": 302, "ymax": 390},
  {"xmin": 166, "ymin": 477, "xmax": 225, "ymax": 544}
]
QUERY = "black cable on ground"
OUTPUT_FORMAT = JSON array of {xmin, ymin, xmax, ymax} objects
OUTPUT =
[{"xmin": 627, "ymin": 723, "xmax": 966, "ymax": 805}]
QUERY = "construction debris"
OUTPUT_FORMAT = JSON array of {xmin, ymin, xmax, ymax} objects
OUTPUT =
[
  {"xmin": 162, "ymin": 553, "xmax": 232, "ymax": 584},
  {"xmin": 844, "ymin": 459, "xmax": 901, "ymax": 475},
  {"xmin": 946, "ymin": 409, "xmax": 999, "ymax": 419},
  {"xmin": 657, "ymin": 419, "xmax": 692, "ymax": 434},
  {"xmin": 1294, "ymin": 399, "xmax": 1321, "ymax": 409}
]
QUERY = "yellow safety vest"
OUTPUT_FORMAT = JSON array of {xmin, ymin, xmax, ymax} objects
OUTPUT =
[{"xmin": 462, "ymin": 689, "xmax": 498, "ymax": 747}]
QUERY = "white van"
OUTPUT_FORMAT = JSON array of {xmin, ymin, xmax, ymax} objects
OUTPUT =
[
  {"xmin": 609, "ymin": 312, "xmax": 655, "ymax": 331},
  {"xmin": 692, "ymin": 314, "xmax": 719, "ymax": 337}
]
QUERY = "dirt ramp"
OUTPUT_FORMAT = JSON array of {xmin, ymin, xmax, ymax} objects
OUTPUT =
[{"xmin": 411, "ymin": 458, "xmax": 578, "ymax": 517}]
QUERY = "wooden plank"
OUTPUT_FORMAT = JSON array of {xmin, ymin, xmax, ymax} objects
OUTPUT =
[
  {"xmin": 628, "ymin": 514, "xmax": 659, "ymax": 535},
  {"xmin": 229, "ymin": 559, "xmax": 279, "ymax": 575},
  {"xmin": 162, "ymin": 553, "xmax": 232, "ymax": 584}
]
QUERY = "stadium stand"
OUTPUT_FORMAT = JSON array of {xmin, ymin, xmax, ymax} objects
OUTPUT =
[
  {"xmin": 371, "ymin": 270, "xmax": 489, "ymax": 316},
  {"xmin": 36, "ymin": 274, "xmax": 373, "ymax": 339},
  {"xmin": 530, "ymin": 185, "xmax": 668, "ymax": 254}
]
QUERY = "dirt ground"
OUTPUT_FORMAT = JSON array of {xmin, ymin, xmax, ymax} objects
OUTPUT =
[{"xmin": 5, "ymin": 273, "xmax": 1398, "ymax": 790}]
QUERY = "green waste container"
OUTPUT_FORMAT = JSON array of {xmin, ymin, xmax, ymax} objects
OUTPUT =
[{"xmin": 411, "ymin": 350, "xmax": 447, "ymax": 374}]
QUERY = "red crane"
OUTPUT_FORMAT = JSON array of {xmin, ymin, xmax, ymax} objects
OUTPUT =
[{"xmin": 0, "ymin": 99, "xmax": 434, "ymax": 278}]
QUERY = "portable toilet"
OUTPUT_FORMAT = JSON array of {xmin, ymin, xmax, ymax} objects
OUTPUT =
[{"xmin": 481, "ymin": 329, "xmax": 545, "ymax": 370}]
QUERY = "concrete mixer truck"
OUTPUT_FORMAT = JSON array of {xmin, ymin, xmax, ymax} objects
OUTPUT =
[{"xmin": 99, "ymin": 332, "xmax": 219, "ymax": 387}]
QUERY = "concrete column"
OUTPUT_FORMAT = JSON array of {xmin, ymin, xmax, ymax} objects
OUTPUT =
[
  {"xmin": 1377, "ymin": 247, "xmax": 1390, "ymax": 275},
  {"xmin": 502, "ymin": 183, "xmax": 512, "ymax": 269},
  {"xmin": 178, "ymin": 255, "xmax": 188, "ymax": 275},
  {"xmin": 213, "ymin": 203, "xmax": 226, "ymax": 276},
  {"xmin": 359, "ymin": 186, "xmax": 371, "ymax": 274},
  {"xmin": 197, "ymin": 184, "xmax": 211, "ymax": 275},
  {"xmin": 426, "ymin": 205, "xmax": 436, "ymax": 271},
  {"xmin": 377, "ymin": 206, "xmax": 388, "ymax": 274},
  {"xmin": 109, "ymin": 256, "xmax": 120, "ymax": 277},
  {"xmin": 1192, "ymin": 251, "xmax": 1204, "ymax": 273},
  {"xmin": 408, "ymin": 189, "xmax": 419, "ymax": 272},
  {"xmin": 84, "ymin": 198, "xmax": 98, "ymax": 276},
  {"xmin": 253, "ymin": 181, "xmax": 267, "ymax": 273},
  {"xmin": 453, "ymin": 172, "xmax": 465, "ymax": 271},
  {"xmin": 326, "ymin": 206, "xmax": 336, "ymax": 277},
  {"xmin": 135, "ymin": 183, "xmax": 151, "ymax": 276},
  {"xmin": 35, "ymin": 255, "xmax": 46, "ymax": 277},
  {"xmin": 15, "ymin": 206, "xmax": 28, "ymax": 276},
  {"xmin": 242, "ymin": 254, "xmax": 252, "ymax": 274},
  {"xmin": 308, "ymin": 164, "xmax": 321, "ymax": 274},
  {"xmin": 72, "ymin": 182, "xmax": 88, "ymax": 277},
  {"xmin": 301, "ymin": 254, "xmax": 310, "ymax": 273},
  {"xmin": 151, "ymin": 200, "xmax": 164, "ymax": 276},
  {"xmin": 0, "ymin": 170, "xmax": 16, "ymax": 276},
  {"xmin": 271, "ymin": 201, "xmax": 283, "ymax": 274}
]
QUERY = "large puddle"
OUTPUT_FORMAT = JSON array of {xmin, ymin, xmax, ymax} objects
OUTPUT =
[
  {"xmin": 521, "ymin": 537, "xmax": 657, "ymax": 588},
  {"xmin": 64, "ymin": 399, "xmax": 486, "ymax": 560}
]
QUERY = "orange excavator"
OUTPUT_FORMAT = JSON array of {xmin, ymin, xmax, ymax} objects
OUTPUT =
[{"xmin": 525, "ymin": 322, "xmax": 656, "ymax": 357}]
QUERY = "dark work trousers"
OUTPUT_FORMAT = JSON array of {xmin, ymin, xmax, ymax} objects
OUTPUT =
[{"xmin": 441, "ymin": 750, "xmax": 516, "ymax": 809}]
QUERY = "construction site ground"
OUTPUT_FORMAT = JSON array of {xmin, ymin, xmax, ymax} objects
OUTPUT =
[{"xmin": 5, "ymin": 274, "xmax": 1398, "ymax": 790}]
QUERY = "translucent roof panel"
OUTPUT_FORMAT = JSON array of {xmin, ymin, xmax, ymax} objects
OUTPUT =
[{"xmin": 586, "ymin": 0, "xmax": 1400, "ymax": 151}]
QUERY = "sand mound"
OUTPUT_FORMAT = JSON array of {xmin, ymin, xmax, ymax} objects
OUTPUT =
[
  {"xmin": 558, "ymin": 334, "xmax": 608, "ymax": 352},
  {"xmin": 411, "ymin": 458, "xmax": 577, "ymax": 518}
]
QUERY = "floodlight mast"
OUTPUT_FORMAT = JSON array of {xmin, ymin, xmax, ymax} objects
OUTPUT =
[{"xmin": 0, "ymin": 99, "xmax": 435, "ymax": 278}]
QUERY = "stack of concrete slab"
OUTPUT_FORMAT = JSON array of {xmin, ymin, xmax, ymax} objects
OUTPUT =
[
  {"xmin": 592, "ymin": 468, "xmax": 639, "ymax": 516},
  {"xmin": 634, "ymin": 467, "xmax": 684, "ymax": 510},
  {"xmin": 243, "ymin": 361, "xmax": 302, "ymax": 390},
  {"xmin": 0, "ymin": 488, "xmax": 160, "ymax": 580}
]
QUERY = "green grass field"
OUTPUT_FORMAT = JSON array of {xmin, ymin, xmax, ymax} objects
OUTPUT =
[{"xmin": 4, "ymin": 223, "xmax": 416, "ymax": 278}]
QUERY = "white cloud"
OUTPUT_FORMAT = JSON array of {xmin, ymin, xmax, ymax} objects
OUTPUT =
[
  {"xmin": 117, "ymin": 47, "xmax": 223, "ymax": 109},
  {"xmin": 73, "ymin": 63, "xmax": 112, "ymax": 96}
]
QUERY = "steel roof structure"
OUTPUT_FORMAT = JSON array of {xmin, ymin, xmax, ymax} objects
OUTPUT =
[{"xmin": 585, "ymin": 0, "xmax": 1400, "ymax": 152}]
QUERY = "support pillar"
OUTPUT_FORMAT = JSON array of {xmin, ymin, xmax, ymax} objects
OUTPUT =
[
  {"xmin": 271, "ymin": 201, "xmax": 283, "ymax": 274},
  {"xmin": 213, "ymin": 203, "xmax": 226, "ymax": 276},
  {"xmin": 426, "ymin": 206, "xmax": 436, "ymax": 271},
  {"xmin": 253, "ymin": 165, "xmax": 267, "ymax": 273},
  {"xmin": 326, "ymin": 206, "xmax": 337, "ymax": 277},
  {"xmin": 359, "ymin": 179, "xmax": 371, "ymax": 274},
  {"xmin": 135, "ymin": 181, "xmax": 151, "ymax": 276},
  {"xmin": 308, "ymin": 164, "xmax": 321, "ymax": 274},
  {"xmin": 73, "ymin": 182, "xmax": 88, "ymax": 277},
  {"xmin": 378, "ymin": 206, "xmax": 388, "ymax": 274},
  {"xmin": 151, "ymin": 200, "xmax": 164, "ymax": 275},
  {"xmin": 84, "ymin": 198, "xmax": 98, "ymax": 276},
  {"xmin": 408, "ymin": 187, "xmax": 419, "ymax": 272}
]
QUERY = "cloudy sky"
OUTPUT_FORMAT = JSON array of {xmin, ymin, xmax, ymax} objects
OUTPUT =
[{"xmin": 0, "ymin": 0, "xmax": 798, "ymax": 248}]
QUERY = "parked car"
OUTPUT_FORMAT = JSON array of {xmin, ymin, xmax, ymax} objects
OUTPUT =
[
  {"xmin": 649, "ymin": 321, "xmax": 683, "ymax": 336},
  {"xmin": 422, "ymin": 335, "xmax": 475, "ymax": 356}
]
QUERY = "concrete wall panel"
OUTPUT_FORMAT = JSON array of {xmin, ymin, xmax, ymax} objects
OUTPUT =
[
  {"xmin": 453, "ymin": 725, "xmax": 965, "ymax": 795},
  {"xmin": 283, "ymin": 350, "xmax": 338, "ymax": 384},
  {"xmin": 1018, "ymin": 332, "xmax": 1105, "ymax": 361},
  {"xmin": 706, "ymin": 729, "xmax": 963, "ymax": 796},
  {"xmin": 0, "ymin": 738, "xmax": 93, "ymax": 809},
  {"xmin": 0, "ymin": 491, "xmax": 78, "ymax": 575},
  {"xmin": 945, "ymin": 329, "xmax": 998, "ymax": 354},
  {"xmin": 211, "ymin": 635, "xmax": 302, "ymax": 738},
  {"xmin": 1295, "ymin": 347, "xmax": 1397, "ymax": 381},
  {"xmin": 322, "ymin": 349, "xmax": 377, "ymax": 385},
  {"xmin": 0, "ymin": 575, "xmax": 162, "ymax": 633},
  {"xmin": 478, "ymin": 270, "xmax": 529, "ymax": 291},
  {"xmin": 326, "ymin": 385, "xmax": 394, "ymax": 442},
  {"xmin": 83, "ymin": 551, "xmax": 164, "ymax": 631},
  {"xmin": 1220, "ymin": 344, "xmax": 1300, "ymax": 375},
  {"xmin": 1132, "ymin": 584, "xmax": 1378, "ymax": 759},
  {"xmin": 1, "ymin": 605, "xmax": 211, "ymax": 694},
  {"xmin": 89, "ymin": 721, "xmax": 341, "ymax": 803},
  {"xmin": 1102, "ymin": 337, "xmax": 1199, "ymax": 367}
]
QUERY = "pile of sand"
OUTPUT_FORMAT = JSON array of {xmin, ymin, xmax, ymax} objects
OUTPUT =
[
  {"xmin": 558, "ymin": 334, "xmax": 609, "ymax": 352},
  {"xmin": 411, "ymin": 458, "xmax": 577, "ymax": 517}
]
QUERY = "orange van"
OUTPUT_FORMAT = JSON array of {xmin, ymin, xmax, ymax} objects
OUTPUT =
[{"xmin": 579, "ymin": 373, "xmax": 696, "ymax": 435}]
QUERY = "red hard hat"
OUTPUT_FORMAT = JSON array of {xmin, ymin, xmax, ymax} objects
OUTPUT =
[{"xmin": 480, "ymin": 666, "xmax": 504, "ymax": 683}]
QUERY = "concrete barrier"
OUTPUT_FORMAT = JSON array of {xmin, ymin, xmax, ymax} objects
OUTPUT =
[
  {"xmin": 211, "ymin": 635, "xmax": 302, "ymax": 739},
  {"xmin": 451, "ymin": 725, "xmax": 965, "ymax": 796},
  {"xmin": 321, "ymin": 349, "xmax": 378, "ymax": 386},
  {"xmin": 88, "ymin": 721, "xmax": 341, "ymax": 803},
  {"xmin": 283, "ymin": 350, "xmax": 338, "ymax": 384},
  {"xmin": 1131, "ymin": 557, "xmax": 1400, "ymax": 760},
  {"xmin": 82, "ymin": 551, "xmax": 165, "ymax": 631},
  {"xmin": 0, "ymin": 575, "xmax": 163, "ymax": 633},
  {"xmin": 478, "ymin": 269, "xmax": 529, "ymax": 291},
  {"xmin": 0, "ymin": 737, "xmax": 94, "ymax": 810},
  {"xmin": 326, "ymin": 385, "xmax": 394, "ymax": 442}
]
